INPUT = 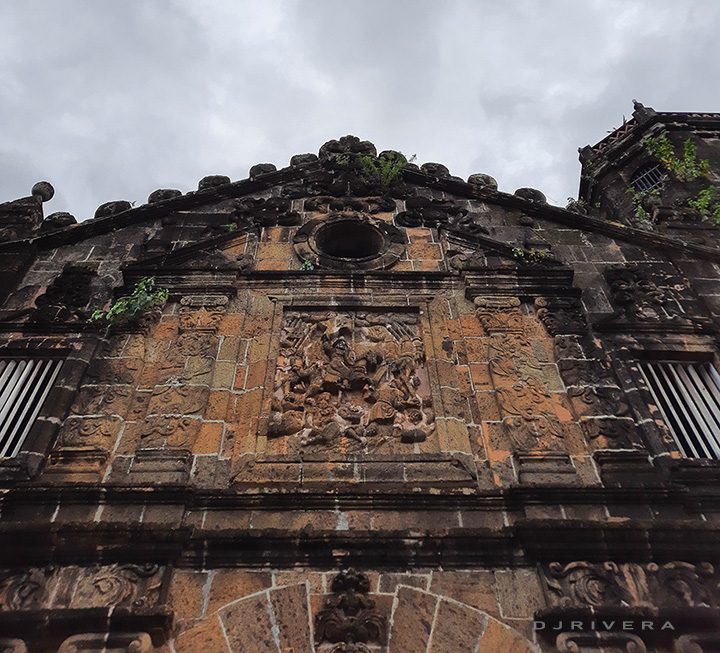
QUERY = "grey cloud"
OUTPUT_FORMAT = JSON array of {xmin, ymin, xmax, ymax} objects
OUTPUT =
[{"xmin": 2, "ymin": 0, "xmax": 719, "ymax": 220}]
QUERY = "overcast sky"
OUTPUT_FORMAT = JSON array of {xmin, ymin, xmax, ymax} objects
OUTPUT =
[{"xmin": 2, "ymin": 0, "xmax": 719, "ymax": 221}]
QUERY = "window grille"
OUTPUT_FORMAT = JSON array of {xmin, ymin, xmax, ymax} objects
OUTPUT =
[
  {"xmin": 631, "ymin": 163, "xmax": 664, "ymax": 192},
  {"xmin": 638, "ymin": 361, "xmax": 720, "ymax": 459},
  {"xmin": 0, "ymin": 358, "xmax": 63, "ymax": 458}
]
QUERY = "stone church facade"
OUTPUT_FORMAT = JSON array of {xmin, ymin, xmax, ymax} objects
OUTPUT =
[{"xmin": 0, "ymin": 102, "xmax": 719, "ymax": 651}]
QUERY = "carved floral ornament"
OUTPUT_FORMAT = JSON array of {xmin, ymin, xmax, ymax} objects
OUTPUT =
[{"xmin": 268, "ymin": 311, "xmax": 434, "ymax": 452}]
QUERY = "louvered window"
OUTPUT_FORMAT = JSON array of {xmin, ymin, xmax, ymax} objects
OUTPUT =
[
  {"xmin": 0, "ymin": 358, "xmax": 63, "ymax": 458},
  {"xmin": 639, "ymin": 361, "xmax": 720, "ymax": 459}
]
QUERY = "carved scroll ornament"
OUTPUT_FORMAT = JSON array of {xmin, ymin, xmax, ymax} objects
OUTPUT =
[{"xmin": 543, "ymin": 561, "xmax": 718, "ymax": 610}]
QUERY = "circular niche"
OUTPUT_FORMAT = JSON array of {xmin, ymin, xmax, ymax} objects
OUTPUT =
[{"xmin": 293, "ymin": 214, "xmax": 405, "ymax": 271}]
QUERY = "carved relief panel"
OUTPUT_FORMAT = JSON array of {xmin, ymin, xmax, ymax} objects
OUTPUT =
[
  {"xmin": 266, "ymin": 310, "xmax": 434, "ymax": 454},
  {"xmin": 541, "ymin": 561, "xmax": 719, "ymax": 610}
]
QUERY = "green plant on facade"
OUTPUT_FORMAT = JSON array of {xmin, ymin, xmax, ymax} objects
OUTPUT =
[
  {"xmin": 511, "ymin": 247, "xmax": 548, "ymax": 265},
  {"xmin": 357, "ymin": 151, "xmax": 407, "ymax": 190},
  {"xmin": 625, "ymin": 186, "xmax": 662, "ymax": 222},
  {"xmin": 688, "ymin": 186, "xmax": 720, "ymax": 224},
  {"xmin": 89, "ymin": 276, "xmax": 169, "ymax": 326},
  {"xmin": 333, "ymin": 151, "xmax": 410, "ymax": 192},
  {"xmin": 335, "ymin": 153, "xmax": 351, "ymax": 167},
  {"xmin": 300, "ymin": 258, "xmax": 316, "ymax": 271},
  {"xmin": 644, "ymin": 135, "xmax": 709, "ymax": 181}
]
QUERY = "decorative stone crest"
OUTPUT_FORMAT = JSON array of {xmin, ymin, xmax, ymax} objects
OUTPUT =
[
  {"xmin": 303, "ymin": 196, "xmax": 396, "ymax": 215},
  {"xmin": 0, "ymin": 563, "xmax": 166, "ymax": 612},
  {"xmin": 535, "ymin": 296, "xmax": 587, "ymax": 336},
  {"xmin": 71, "ymin": 563, "xmax": 162, "ymax": 609},
  {"xmin": 269, "ymin": 311, "xmax": 434, "ymax": 452},
  {"xmin": 567, "ymin": 386, "xmax": 631, "ymax": 419},
  {"xmin": 319, "ymin": 135, "xmax": 376, "ymax": 158},
  {"xmin": 557, "ymin": 358, "xmax": 615, "ymax": 387},
  {"xmin": 395, "ymin": 196, "xmax": 466, "ymax": 228},
  {"xmin": 232, "ymin": 196, "xmax": 301, "ymax": 228},
  {"xmin": 137, "ymin": 416, "xmax": 200, "ymax": 449},
  {"xmin": 598, "ymin": 264, "xmax": 713, "ymax": 332},
  {"xmin": 59, "ymin": 416, "xmax": 122, "ymax": 448},
  {"xmin": 314, "ymin": 569, "xmax": 387, "ymax": 652},
  {"xmin": 178, "ymin": 294, "xmax": 228, "ymax": 333},
  {"xmin": 475, "ymin": 296, "xmax": 524, "ymax": 335},
  {"xmin": 0, "ymin": 568, "xmax": 52, "ymax": 611},
  {"xmin": 497, "ymin": 381, "xmax": 563, "ymax": 445},
  {"xmin": 580, "ymin": 417, "xmax": 637, "ymax": 445}
]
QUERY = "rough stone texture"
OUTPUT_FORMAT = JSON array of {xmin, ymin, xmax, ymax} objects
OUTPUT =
[
  {"xmin": 174, "ymin": 616, "xmax": 230, "ymax": 653},
  {"xmin": 427, "ymin": 599, "xmax": 487, "ymax": 652},
  {"xmin": 388, "ymin": 586, "xmax": 438, "ymax": 653}
]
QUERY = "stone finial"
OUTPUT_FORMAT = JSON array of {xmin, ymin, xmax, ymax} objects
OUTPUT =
[
  {"xmin": 148, "ymin": 189, "xmax": 182, "ymax": 204},
  {"xmin": 632, "ymin": 99, "xmax": 657, "ymax": 122},
  {"xmin": 198, "ymin": 175, "xmax": 231, "ymax": 190},
  {"xmin": 94, "ymin": 200, "xmax": 133, "ymax": 218},
  {"xmin": 39, "ymin": 212, "xmax": 76, "ymax": 233},
  {"xmin": 467, "ymin": 173, "xmax": 498, "ymax": 190},
  {"xmin": 420, "ymin": 162, "xmax": 450, "ymax": 178},
  {"xmin": 31, "ymin": 181, "xmax": 54, "ymax": 202},
  {"xmin": 290, "ymin": 153, "xmax": 318, "ymax": 166},
  {"xmin": 249, "ymin": 163, "xmax": 277, "ymax": 178},
  {"xmin": 514, "ymin": 188, "xmax": 547, "ymax": 204}
]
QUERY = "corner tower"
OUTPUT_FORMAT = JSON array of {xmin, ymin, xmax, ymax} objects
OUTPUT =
[{"xmin": 579, "ymin": 101, "xmax": 720, "ymax": 244}]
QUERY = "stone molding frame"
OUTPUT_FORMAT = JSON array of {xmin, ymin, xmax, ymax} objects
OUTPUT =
[{"xmin": 293, "ymin": 213, "xmax": 406, "ymax": 271}]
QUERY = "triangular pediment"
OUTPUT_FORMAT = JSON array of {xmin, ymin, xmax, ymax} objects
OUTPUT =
[{"xmin": 4, "ymin": 134, "xmax": 720, "ymax": 270}]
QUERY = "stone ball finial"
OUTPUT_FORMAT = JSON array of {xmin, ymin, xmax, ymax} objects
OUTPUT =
[
  {"xmin": 148, "ymin": 189, "xmax": 182, "ymax": 204},
  {"xmin": 514, "ymin": 188, "xmax": 547, "ymax": 204},
  {"xmin": 198, "ymin": 175, "xmax": 231, "ymax": 190},
  {"xmin": 39, "ymin": 212, "xmax": 76, "ymax": 233},
  {"xmin": 31, "ymin": 181, "xmax": 55, "ymax": 202},
  {"xmin": 467, "ymin": 173, "xmax": 498, "ymax": 190},
  {"xmin": 249, "ymin": 163, "xmax": 277, "ymax": 178},
  {"xmin": 94, "ymin": 200, "xmax": 133, "ymax": 219},
  {"xmin": 420, "ymin": 163, "xmax": 450, "ymax": 178},
  {"xmin": 290, "ymin": 153, "xmax": 318, "ymax": 166}
]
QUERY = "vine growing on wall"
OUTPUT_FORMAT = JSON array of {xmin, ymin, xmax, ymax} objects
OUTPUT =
[{"xmin": 89, "ymin": 277, "xmax": 168, "ymax": 326}]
